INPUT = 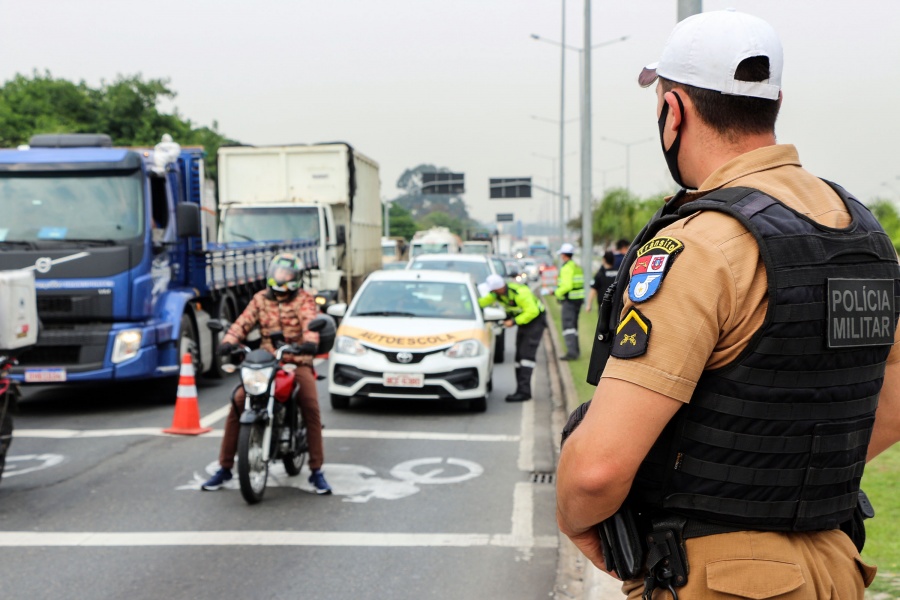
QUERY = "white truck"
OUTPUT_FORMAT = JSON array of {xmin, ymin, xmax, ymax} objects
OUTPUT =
[
  {"xmin": 410, "ymin": 227, "xmax": 462, "ymax": 257},
  {"xmin": 217, "ymin": 143, "xmax": 382, "ymax": 304}
]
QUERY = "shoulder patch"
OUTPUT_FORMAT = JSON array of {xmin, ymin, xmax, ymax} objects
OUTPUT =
[
  {"xmin": 611, "ymin": 308, "xmax": 651, "ymax": 359},
  {"xmin": 628, "ymin": 236, "xmax": 684, "ymax": 303}
]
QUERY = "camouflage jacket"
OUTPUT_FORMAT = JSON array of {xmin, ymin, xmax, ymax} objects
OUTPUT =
[{"xmin": 223, "ymin": 289, "xmax": 320, "ymax": 364}]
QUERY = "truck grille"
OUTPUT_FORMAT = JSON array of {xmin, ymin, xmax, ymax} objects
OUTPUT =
[
  {"xmin": 14, "ymin": 323, "xmax": 110, "ymax": 371},
  {"xmin": 37, "ymin": 291, "xmax": 113, "ymax": 321}
]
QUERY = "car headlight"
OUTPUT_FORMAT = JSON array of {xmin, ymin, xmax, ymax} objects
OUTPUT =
[
  {"xmin": 335, "ymin": 335, "xmax": 367, "ymax": 356},
  {"xmin": 446, "ymin": 339, "xmax": 482, "ymax": 359},
  {"xmin": 111, "ymin": 329, "xmax": 142, "ymax": 364},
  {"xmin": 241, "ymin": 366, "xmax": 274, "ymax": 396}
]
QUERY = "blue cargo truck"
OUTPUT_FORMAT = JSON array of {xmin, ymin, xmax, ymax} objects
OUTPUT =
[{"xmin": 0, "ymin": 134, "xmax": 317, "ymax": 396}]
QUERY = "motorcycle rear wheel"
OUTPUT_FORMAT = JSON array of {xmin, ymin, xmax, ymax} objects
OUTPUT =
[{"xmin": 237, "ymin": 422, "xmax": 268, "ymax": 504}]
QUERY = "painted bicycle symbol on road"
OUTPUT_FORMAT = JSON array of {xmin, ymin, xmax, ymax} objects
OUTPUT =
[{"xmin": 180, "ymin": 457, "xmax": 484, "ymax": 503}]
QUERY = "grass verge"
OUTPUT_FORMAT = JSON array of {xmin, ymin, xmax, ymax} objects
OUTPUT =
[{"xmin": 546, "ymin": 295, "xmax": 900, "ymax": 594}]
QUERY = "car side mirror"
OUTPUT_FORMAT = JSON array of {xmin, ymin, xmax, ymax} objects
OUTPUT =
[
  {"xmin": 327, "ymin": 303, "xmax": 347, "ymax": 318},
  {"xmin": 482, "ymin": 307, "xmax": 506, "ymax": 321}
]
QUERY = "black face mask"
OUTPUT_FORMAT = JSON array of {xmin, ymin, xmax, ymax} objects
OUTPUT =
[{"xmin": 657, "ymin": 91, "xmax": 691, "ymax": 189}]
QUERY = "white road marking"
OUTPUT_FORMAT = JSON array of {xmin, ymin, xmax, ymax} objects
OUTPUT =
[
  {"xmin": 3, "ymin": 454, "xmax": 65, "ymax": 477},
  {"xmin": 0, "ymin": 531, "xmax": 557, "ymax": 548},
  {"xmin": 510, "ymin": 482, "xmax": 534, "ymax": 545},
  {"xmin": 517, "ymin": 399, "xmax": 535, "ymax": 472},
  {"xmin": 390, "ymin": 457, "xmax": 483, "ymax": 485},
  {"xmin": 13, "ymin": 428, "xmax": 519, "ymax": 442}
]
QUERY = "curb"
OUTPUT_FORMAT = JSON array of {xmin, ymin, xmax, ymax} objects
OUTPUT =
[{"xmin": 545, "ymin": 308, "xmax": 623, "ymax": 599}]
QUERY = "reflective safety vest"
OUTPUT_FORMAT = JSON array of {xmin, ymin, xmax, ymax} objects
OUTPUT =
[
  {"xmin": 479, "ymin": 282, "xmax": 545, "ymax": 326},
  {"xmin": 627, "ymin": 185, "xmax": 900, "ymax": 532},
  {"xmin": 555, "ymin": 260, "xmax": 585, "ymax": 301}
]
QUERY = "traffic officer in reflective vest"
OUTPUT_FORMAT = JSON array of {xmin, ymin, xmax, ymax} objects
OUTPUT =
[
  {"xmin": 479, "ymin": 274, "xmax": 546, "ymax": 402},
  {"xmin": 554, "ymin": 243, "xmax": 585, "ymax": 360},
  {"xmin": 556, "ymin": 10, "xmax": 900, "ymax": 599}
]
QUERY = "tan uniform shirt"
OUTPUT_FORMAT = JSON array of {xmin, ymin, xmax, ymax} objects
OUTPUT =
[{"xmin": 602, "ymin": 144, "xmax": 900, "ymax": 402}]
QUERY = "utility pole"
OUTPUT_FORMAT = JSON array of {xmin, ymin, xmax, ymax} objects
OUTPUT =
[
  {"xmin": 677, "ymin": 0, "xmax": 702, "ymax": 22},
  {"xmin": 580, "ymin": 0, "xmax": 593, "ymax": 276},
  {"xmin": 558, "ymin": 0, "xmax": 566, "ymax": 247}
]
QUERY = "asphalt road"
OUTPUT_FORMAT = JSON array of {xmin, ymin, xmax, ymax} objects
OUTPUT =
[{"xmin": 0, "ymin": 331, "xmax": 561, "ymax": 600}]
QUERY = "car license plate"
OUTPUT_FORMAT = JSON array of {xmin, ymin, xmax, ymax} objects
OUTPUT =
[
  {"xmin": 384, "ymin": 373, "xmax": 424, "ymax": 388},
  {"xmin": 24, "ymin": 368, "xmax": 67, "ymax": 383}
]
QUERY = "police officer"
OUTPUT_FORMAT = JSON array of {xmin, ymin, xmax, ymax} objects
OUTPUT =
[
  {"xmin": 479, "ymin": 274, "xmax": 546, "ymax": 402},
  {"xmin": 556, "ymin": 10, "xmax": 900, "ymax": 599},
  {"xmin": 585, "ymin": 251, "xmax": 617, "ymax": 314},
  {"xmin": 554, "ymin": 243, "xmax": 585, "ymax": 360}
]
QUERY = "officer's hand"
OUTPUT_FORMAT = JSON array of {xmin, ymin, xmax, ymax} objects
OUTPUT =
[
  {"xmin": 217, "ymin": 342, "xmax": 237, "ymax": 356},
  {"xmin": 584, "ymin": 303, "xmax": 592, "ymax": 313},
  {"xmin": 503, "ymin": 319, "xmax": 514, "ymax": 328},
  {"xmin": 295, "ymin": 341, "xmax": 319, "ymax": 356}
]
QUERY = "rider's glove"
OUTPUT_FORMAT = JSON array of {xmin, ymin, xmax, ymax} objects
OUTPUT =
[
  {"xmin": 296, "ymin": 341, "xmax": 319, "ymax": 356},
  {"xmin": 217, "ymin": 342, "xmax": 237, "ymax": 356}
]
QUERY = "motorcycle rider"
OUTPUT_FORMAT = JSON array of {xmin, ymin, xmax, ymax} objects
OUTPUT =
[{"xmin": 201, "ymin": 253, "xmax": 332, "ymax": 495}]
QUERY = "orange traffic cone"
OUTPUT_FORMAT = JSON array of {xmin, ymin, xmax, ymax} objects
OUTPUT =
[{"xmin": 163, "ymin": 353, "xmax": 212, "ymax": 435}]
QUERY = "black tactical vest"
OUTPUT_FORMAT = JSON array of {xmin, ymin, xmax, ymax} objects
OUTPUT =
[{"xmin": 592, "ymin": 184, "xmax": 900, "ymax": 532}]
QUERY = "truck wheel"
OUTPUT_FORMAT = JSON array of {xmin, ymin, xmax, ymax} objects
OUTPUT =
[
  {"xmin": 179, "ymin": 313, "xmax": 201, "ymax": 376},
  {"xmin": 207, "ymin": 297, "xmax": 236, "ymax": 379},
  {"xmin": 493, "ymin": 329, "xmax": 505, "ymax": 364},
  {"xmin": 330, "ymin": 393, "xmax": 351, "ymax": 410}
]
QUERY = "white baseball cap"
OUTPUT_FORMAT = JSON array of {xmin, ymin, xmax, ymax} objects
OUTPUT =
[
  {"xmin": 557, "ymin": 243, "xmax": 575, "ymax": 255},
  {"xmin": 485, "ymin": 274, "xmax": 506, "ymax": 291},
  {"xmin": 638, "ymin": 10, "xmax": 783, "ymax": 100}
]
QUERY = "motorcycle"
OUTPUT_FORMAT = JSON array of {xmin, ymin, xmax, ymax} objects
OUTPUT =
[
  {"xmin": 208, "ymin": 316, "xmax": 335, "ymax": 504},
  {"xmin": 0, "ymin": 354, "xmax": 20, "ymax": 483}
]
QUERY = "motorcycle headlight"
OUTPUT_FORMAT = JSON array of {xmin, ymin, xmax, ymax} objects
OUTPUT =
[
  {"xmin": 446, "ymin": 339, "xmax": 482, "ymax": 359},
  {"xmin": 241, "ymin": 366, "xmax": 274, "ymax": 396},
  {"xmin": 335, "ymin": 335, "xmax": 367, "ymax": 356},
  {"xmin": 111, "ymin": 329, "xmax": 142, "ymax": 364}
]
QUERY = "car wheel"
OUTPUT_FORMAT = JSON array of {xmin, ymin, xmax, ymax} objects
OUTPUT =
[
  {"xmin": 330, "ymin": 393, "xmax": 351, "ymax": 410},
  {"xmin": 469, "ymin": 396, "xmax": 487, "ymax": 413},
  {"xmin": 487, "ymin": 377, "xmax": 493, "ymax": 393}
]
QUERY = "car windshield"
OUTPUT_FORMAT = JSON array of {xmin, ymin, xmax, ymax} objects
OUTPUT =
[
  {"xmin": 411, "ymin": 243, "xmax": 448, "ymax": 256},
  {"xmin": 410, "ymin": 259, "xmax": 490, "ymax": 282},
  {"xmin": 382, "ymin": 244, "xmax": 396, "ymax": 257},
  {"xmin": 351, "ymin": 280, "xmax": 476, "ymax": 320},
  {"xmin": 0, "ymin": 172, "xmax": 143, "ymax": 242},
  {"xmin": 491, "ymin": 258, "xmax": 507, "ymax": 276}
]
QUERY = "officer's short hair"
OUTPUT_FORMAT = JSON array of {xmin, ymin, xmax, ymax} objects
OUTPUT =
[{"xmin": 660, "ymin": 56, "xmax": 781, "ymax": 140}]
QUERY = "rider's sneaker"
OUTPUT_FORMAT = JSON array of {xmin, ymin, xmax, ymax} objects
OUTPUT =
[
  {"xmin": 308, "ymin": 469, "xmax": 333, "ymax": 495},
  {"xmin": 201, "ymin": 467, "xmax": 232, "ymax": 491}
]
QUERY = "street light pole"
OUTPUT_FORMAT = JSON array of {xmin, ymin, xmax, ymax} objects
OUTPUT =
[
  {"xmin": 558, "ymin": 0, "xmax": 566, "ymax": 248},
  {"xmin": 599, "ymin": 136, "xmax": 654, "ymax": 192},
  {"xmin": 581, "ymin": 0, "xmax": 593, "ymax": 275}
]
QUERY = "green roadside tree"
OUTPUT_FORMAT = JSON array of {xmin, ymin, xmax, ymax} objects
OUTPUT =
[
  {"xmin": 0, "ymin": 71, "xmax": 236, "ymax": 179},
  {"xmin": 388, "ymin": 203, "xmax": 417, "ymax": 240}
]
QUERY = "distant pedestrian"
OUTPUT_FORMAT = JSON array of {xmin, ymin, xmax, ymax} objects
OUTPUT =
[
  {"xmin": 554, "ymin": 243, "xmax": 585, "ymax": 360},
  {"xmin": 585, "ymin": 251, "xmax": 617, "ymax": 313},
  {"xmin": 612, "ymin": 238, "xmax": 629, "ymax": 268}
]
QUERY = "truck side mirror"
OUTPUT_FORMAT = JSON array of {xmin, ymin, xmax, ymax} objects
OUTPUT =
[
  {"xmin": 336, "ymin": 224, "xmax": 346, "ymax": 245},
  {"xmin": 176, "ymin": 203, "xmax": 202, "ymax": 238}
]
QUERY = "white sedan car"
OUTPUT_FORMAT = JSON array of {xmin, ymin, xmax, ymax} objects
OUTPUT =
[{"xmin": 326, "ymin": 269, "xmax": 506, "ymax": 412}]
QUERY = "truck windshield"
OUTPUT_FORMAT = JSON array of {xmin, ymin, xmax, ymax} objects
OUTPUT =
[
  {"xmin": 0, "ymin": 172, "xmax": 143, "ymax": 241},
  {"xmin": 222, "ymin": 206, "xmax": 320, "ymax": 243},
  {"xmin": 411, "ymin": 243, "xmax": 448, "ymax": 256},
  {"xmin": 382, "ymin": 244, "xmax": 396, "ymax": 257}
]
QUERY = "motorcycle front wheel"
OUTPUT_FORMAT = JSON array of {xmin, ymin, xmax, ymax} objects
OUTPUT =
[
  {"xmin": 0, "ymin": 393, "xmax": 12, "ymax": 483},
  {"xmin": 237, "ymin": 422, "xmax": 268, "ymax": 504}
]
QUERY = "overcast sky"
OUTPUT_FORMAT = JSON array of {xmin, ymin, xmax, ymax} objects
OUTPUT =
[{"xmin": 1, "ymin": 0, "xmax": 898, "ymax": 228}]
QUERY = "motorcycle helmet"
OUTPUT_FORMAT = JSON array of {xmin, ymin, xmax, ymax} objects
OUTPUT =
[{"xmin": 266, "ymin": 253, "xmax": 304, "ymax": 293}]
